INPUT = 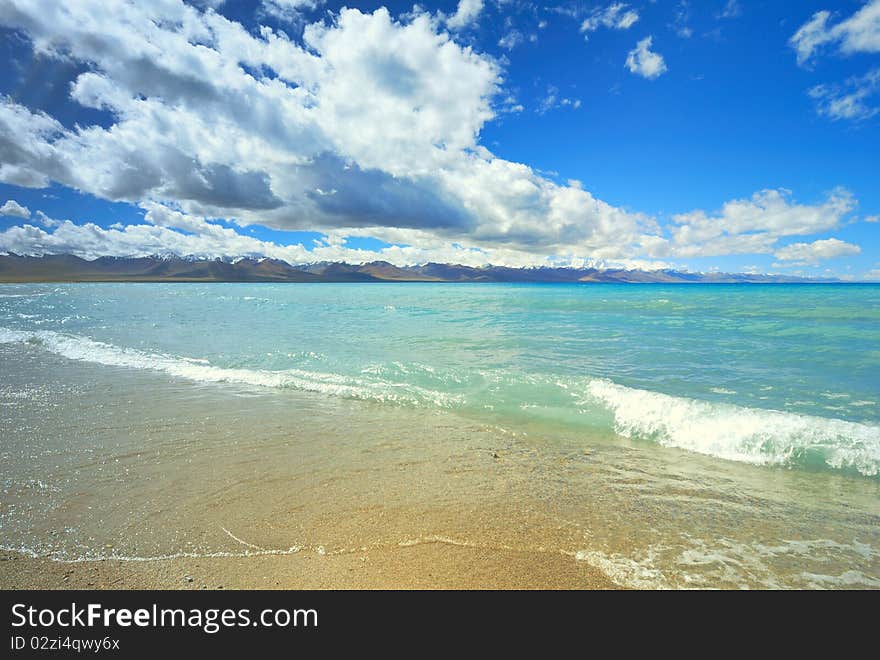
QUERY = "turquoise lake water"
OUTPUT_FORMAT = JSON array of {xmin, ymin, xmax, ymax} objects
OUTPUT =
[{"xmin": 1, "ymin": 282, "xmax": 879, "ymax": 476}]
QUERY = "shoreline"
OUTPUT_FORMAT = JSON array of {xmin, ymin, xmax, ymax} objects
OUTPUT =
[
  {"xmin": 0, "ymin": 546, "xmax": 616, "ymax": 590},
  {"xmin": 2, "ymin": 313, "xmax": 878, "ymax": 590},
  {"xmin": 0, "ymin": 345, "xmax": 621, "ymax": 590}
]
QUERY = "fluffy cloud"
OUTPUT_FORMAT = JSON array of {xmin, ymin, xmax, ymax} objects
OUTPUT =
[
  {"xmin": 0, "ymin": 205, "xmax": 672, "ymax": 270},
  {"xmin": 0, "ymin": 5, "xmax": 488, "ymax": 217},
  {"xmin": 774, "ymin": 238, "xmax": 861, "ymax": 265},
  {"xmin": 0, "ymin": 199, "xmax": 30, "ymax": 218},
  {"xmin": 790, "ymin": 0, "xmax": 880, "ymax": 66},
  {"xmin": 0, "ymin": 0, "xmax": 664, "ymax": 261},
  {"xmin": 580, "ymin": 3, "xmax": 639, "ymax": 37},
  {"xmin": 0, "ymin": 187, "xmax": 862, "ymax": 269},
  {"xmin": 0, "ymin": 217, "xmax": 307, "ymax": 263},
  {"xmin": 445, "ymin": 0, "xmax": 483, "ymax": 30},
  {"xmin": 0, "ymin": 0, "xmax": 866, "ymax": 271},
  {"xmin": 662, "ymin": 188, "xmax": 856, "ymax": 258},
  {"xmin": 625, "ymin": 36, "xmax": 667, "ymax": 79},
  {"xmin": 809, "ymin": 68, "xmax": 880, "ymax": 121}
]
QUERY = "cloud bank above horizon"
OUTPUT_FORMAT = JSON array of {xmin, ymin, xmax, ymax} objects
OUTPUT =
[{"xmin": 0, "ymin": 0, "xmax": 877, "ymax": 277}]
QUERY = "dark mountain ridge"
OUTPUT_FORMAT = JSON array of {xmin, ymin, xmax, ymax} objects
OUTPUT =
[{"xmin": 0, "ymin": 254, "xmax": 839, "ymax": 283}]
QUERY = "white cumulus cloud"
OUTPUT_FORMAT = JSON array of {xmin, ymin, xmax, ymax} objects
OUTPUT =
[
  {"xmin": 790, "ymin": 0, "xmax": 880, "ymax": 66},
  {"xmin": 0, "ymin": 199, "xmax": 31, "ymax": 219},
  {"xmin": 0, "ymin": 1, "xmax": 662, "ymax": 260},
  {"xmin": 774, "ymin": 238, "xmax": 861, "ymax": 265},
  {"xmin": 662, "ymin": 188, "xmax": 856, "ymax": 258},
  {"xmin": 0, "ymin": 204, "xmax": 673, "ymax": 270},
  {"xmin": 625, "ymin": 36, "xmax": 667, "ymax": 79},
  {"xmin": 581, "ymin": 3, "xmax": 639, "ymax": 37},
  {"xmin": 809, "ymin": 68, "xmax": 880, "ymax": 121},
  {"xmin": 446, "ymin": 0, "xmax": 483, "ymax": 30}
]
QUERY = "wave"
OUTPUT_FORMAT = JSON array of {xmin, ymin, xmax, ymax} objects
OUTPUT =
[
  {"xmin": 3, "ymin": 326, "xmax": 878, "ymax": 476},
  {"xmin": 0, "ymin": 327, "xmax": 459, "ymax": 408},
  {"xmin": 575, "ymin": 538, "xmax": 880, "ymax": 589},
  {"xmin": 584, "ymin": 379, "xmax": 880, "ymax": 477}
]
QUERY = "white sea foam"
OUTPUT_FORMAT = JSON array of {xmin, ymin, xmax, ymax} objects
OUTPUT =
[
  {"xmin": 0, "ymin": 327, "xmax": 459, "ymax": 408},
  {"xmin": 574, "ymin": 547, "xmax": 674, "ymax": 589},
  {"xmin": 0, "ymin": 543, "xmax": 304, "ymax": 563},
  {"xmin": 584, "ymin": 379, "xmax": 880, "ymax": 476},
  {"xmin": 575, "ymin": 537, "xmax": 880, "ymax": 589}
]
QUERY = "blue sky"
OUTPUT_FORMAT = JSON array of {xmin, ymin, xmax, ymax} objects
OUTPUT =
[{"xmin": 0, "ymin": 0, "xmax": 878, "ymax": 277}]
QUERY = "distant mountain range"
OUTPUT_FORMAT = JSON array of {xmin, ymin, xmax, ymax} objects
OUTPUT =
[{"xmin": 0, "ymin": 253, "xmax": 839, "ymax": 283}]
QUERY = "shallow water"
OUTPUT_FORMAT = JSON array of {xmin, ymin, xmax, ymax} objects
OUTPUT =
[{"xmin": 1, "ymin": 282, "xmax": 878, "ymax": 588}]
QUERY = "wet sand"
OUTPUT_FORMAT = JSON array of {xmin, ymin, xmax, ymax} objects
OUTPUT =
[
  {"xmin": 0, "ymin": 346, "xmax": 617, "ymax": 589},
  {"xmin": 0, "ymin": 543, "xmax": 614, "ymax": 590}
]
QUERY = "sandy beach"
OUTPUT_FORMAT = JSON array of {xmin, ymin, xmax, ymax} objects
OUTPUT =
[
  {"xmin": 0, "ymin": 343, "xmax": 619, "ymax": 589},
  {"xmin": 0, "ymin": 542, "xmax": 614, "ymax": 590}
]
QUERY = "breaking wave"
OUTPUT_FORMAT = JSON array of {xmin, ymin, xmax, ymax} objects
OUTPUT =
[
  {"xmin": 585, "ymin": 379, "xmax": 880, "ymax": 477},
  {"xmin": 0, "ymin": 327, "xmax": 458, "ymax": 408},
  {"xmin": 3, "ymin": 326, "xmax": 878, "ymax": 476}
]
